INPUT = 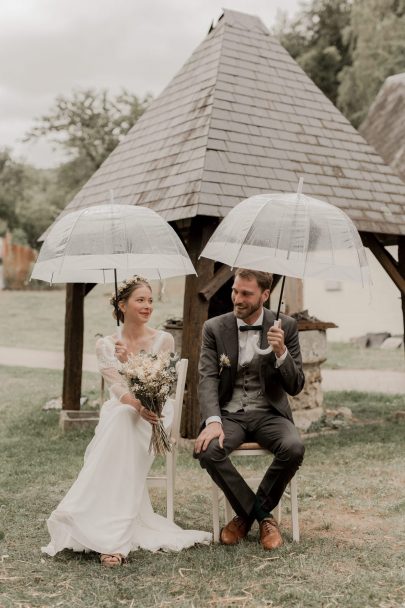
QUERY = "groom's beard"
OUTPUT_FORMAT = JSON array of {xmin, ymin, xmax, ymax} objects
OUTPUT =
[{"xmin": 233, "ymin": 299, "xmax": 262, "ymax": 320}]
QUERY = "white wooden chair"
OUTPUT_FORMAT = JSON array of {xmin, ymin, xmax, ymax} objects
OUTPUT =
[
  {"xmin": 146, "ymin": 358, "xmax": 188, "ymax": 522},
  {"xmin": 211, "ymin": 442, "xmax": 300, "ymax": 542}
]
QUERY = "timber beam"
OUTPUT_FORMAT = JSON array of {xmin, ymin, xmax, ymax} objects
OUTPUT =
[
  {"xmin": 199, "ymin": 265, "xmax": 234, "ymax": 301},
  {"xmin": 399, "ymin": 236, "xmax": 405, "ymax": 355},
  {"xmin": 362, "ymin": 233, "xmax": 405, "ymax": 296}
]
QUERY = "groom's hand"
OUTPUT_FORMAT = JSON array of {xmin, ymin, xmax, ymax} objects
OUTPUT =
[
  {"xmin": 267, "ymin": 324, "xmax": 286, "ymax": 358},
  {"xmin": 194, "ymin": 422, "xmax": 224, "ymax": 454}
]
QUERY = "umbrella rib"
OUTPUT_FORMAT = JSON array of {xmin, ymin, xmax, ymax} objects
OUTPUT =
[
  {"xmin": 131, "ymin": 210, "xmax": 167, "ymax": 278},
  {"xmin": 234, "ymin": 199, "xmax": 268, "ymax": 268},
  {"xmin": 301, "ymin": 195, "xmax": 311, "ymax": 278},
  {"xmin": 349, "ymin": 218, "xmax": 367, "ymax": 286},
  {"xmin": 164, "ymin": 221, "xmax": 190, "ymax": 274},
  {"xmin": 122, "ymin": 206, "xmax": 129, "ymax": 278},
  {"xmin": 59, "ymin": 208, "xmax": 88, "ymax": 278},
  {"xmin": 325, "ymin": 214, "xmax": 336, "ymax": 270}
]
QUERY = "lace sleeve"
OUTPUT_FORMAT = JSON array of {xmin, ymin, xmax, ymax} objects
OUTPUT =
[
  {"xmin": 156, "ymin": 331, "xmax": 175, "ymax": 354},
  {"xmin": 95, "ymin": 337, "xmax": 130, "ymax": 402}
]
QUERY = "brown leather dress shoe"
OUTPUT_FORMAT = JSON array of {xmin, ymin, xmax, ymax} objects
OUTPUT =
[
  {"xmin": 220, "ymin": 516, "xmax": 249, "ymax": 545},
  {"xmin": 259, "ymin": 517, "xmax": 283, "ymax": 550}
]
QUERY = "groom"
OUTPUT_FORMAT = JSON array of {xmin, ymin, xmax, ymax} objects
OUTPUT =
[{"xmin": 194, "ymin": 269, "xmax": 305, "ymax": 550}]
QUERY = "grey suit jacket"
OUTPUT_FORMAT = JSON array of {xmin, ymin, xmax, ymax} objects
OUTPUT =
[{"xmin": 198, "ymin": 308, "xmax": 305, "ymax": 424}]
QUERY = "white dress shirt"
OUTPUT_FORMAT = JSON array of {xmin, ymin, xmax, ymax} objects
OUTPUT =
[{"xmin": 206, "ymin": 311, "xmax": 288, "ymax": 426}]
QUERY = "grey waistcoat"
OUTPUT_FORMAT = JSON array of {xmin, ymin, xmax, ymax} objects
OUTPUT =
[{"xmin": 222, "ymin": 352, "xmax": 269, "ymax": 413}]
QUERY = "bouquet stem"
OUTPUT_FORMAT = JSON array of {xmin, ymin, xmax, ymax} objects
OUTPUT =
[{"xmin": 149, "ymin": 420, "xmax": 172, "ymax": 455}]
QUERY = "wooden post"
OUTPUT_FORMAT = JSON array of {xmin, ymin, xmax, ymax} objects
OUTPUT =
[
  {"xmin": 283, "ymin": 278, "xmax": 304, "ymax": 315},
  {"xmin": 62, "ymin": 283, "xmax": 86, "ymax": 410},
  {"xmin": 399, "ymin": 236, "xmax": 405, "ymax": 356},
  {"xmin": 181, "ymin": 217, "xmax": 217, "ymax": 438}
]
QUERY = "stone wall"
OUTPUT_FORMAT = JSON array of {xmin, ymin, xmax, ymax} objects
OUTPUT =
[{"xmin": 289, "ymin": 329, "xmax": 327, "ymax": 431}]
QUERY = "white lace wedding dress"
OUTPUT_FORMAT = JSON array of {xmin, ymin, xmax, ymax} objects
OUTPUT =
[{"xmin": 42, "ymin": 330, "xmax": 212, "ymax": 557}]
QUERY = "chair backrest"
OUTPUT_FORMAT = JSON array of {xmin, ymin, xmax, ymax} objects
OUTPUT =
[{"xmin": 171, "ymin": 358, "xmax": 188, "ymax": 443}]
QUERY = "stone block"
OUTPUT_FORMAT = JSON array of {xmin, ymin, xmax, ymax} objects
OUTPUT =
[
  {"xmin": 353, "ymin": 332, "xmax": 391, "ymax": 348},
  {"xmin": 293, "ymin": 407, "xmax": 324, "ymax": 432},
  {"xmin": 380, "ymin": 336, "xmax": 403, "ymax": 349},
  {"xmin": 298, "ymin": 329, "xmax": 327, "ymax": 364},
  {"xmin": 59, "ymin": 410, "xmax": 100, "ymax": 432}
]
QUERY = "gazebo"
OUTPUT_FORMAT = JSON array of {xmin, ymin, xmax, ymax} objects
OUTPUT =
[{"xmin": 54, "ymin": 10, "xmax": 405, "ymax": 438}]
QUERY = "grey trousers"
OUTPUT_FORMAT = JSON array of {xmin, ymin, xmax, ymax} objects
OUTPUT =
[{"xmin": 196, "ymin": 409, "xmax": 305, "ymax": 524}]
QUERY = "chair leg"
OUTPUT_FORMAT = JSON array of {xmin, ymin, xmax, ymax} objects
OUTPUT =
[
  {"xmin": 166, "ymin": 452, "xmax": 175, "ymax": 522},
  {"xmin": 211, "ymin": 480, "xmax": 220, "ymax": 543},
  {"xmin": 290, "ymin": 475, "xmax": 300, "ymax": 542}
]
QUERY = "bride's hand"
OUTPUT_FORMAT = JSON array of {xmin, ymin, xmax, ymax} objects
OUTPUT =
[
  {"xmin": 114, "ymin": 340, "xmax": 129, "ymax": 363},
  {"xmin": 138, "ymin": 405, "xmax": 159, "ymax": 425}
]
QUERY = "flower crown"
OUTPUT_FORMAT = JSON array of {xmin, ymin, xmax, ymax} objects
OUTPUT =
[{"xmin": 110, "ymin": 275, "xmax": 151, "ymax": 306}]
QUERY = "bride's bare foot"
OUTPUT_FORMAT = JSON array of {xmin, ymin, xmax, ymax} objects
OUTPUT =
[{"xmin": 100, "ymin": 553, "xmax": 125, "ymax": 567}]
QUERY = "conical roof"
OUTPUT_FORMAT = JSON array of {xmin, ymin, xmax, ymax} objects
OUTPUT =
[
  {"xmin": 57, "ymin": 9, "xmax": 405, "ymax": 237},
  {"xmin": 360, "ymin": 73, "xmax": 405, "ymax": 185}
]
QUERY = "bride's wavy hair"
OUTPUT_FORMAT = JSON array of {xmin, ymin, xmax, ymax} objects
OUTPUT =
[{"xmin": 110, "ymin": 275, "xmax": 152, "ymax": 323}]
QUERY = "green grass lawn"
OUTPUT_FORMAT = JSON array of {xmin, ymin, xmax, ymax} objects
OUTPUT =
[
  {"xmin": 1, "ymin": 365, "xmax": 405, "ymax": 607},
  {"xmin": 324, "ymin": 341, "xmax": 405, "ymax": 371}
]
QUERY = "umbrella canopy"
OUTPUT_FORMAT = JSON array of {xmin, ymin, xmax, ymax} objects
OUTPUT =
[
  {"xmin": 200, "ymin": 183, "xmax": 370, "ymax": 355},
  {"xmin": 31, "ymin": 204, "xmax": 196, "ymax": 283},
  {"xmin": 200, "ymin": 190, "xmax": 370, "ymax": 287}
]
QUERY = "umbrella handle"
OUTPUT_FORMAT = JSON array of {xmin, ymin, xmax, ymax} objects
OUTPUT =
[{"xmin": 253, "ymin": 319, "xmax": 281, "ymax": 356}]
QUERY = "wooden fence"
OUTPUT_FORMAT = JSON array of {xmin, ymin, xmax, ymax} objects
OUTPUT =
[{"xmin": 2, "ymin": 232, "xmax": 37, "ymax": 289}]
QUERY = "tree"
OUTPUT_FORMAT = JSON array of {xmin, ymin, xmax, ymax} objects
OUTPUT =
[
  {"xmin": 26, "ymin": 88, "xmax": 151, "ymax": 194},
  {"xmin": 337, "ymin": 0, "xmax": 405, "ymax": 126},
  {"xmin": 15, "ymin": 167, "xmax": 62, "ymax": 247},
  {"xmin": 0, "ymin": 149, "xmax": 28, "ymax": 233},
  {"xmin": 0, "ymin": 148, "xmax": 64, "ymax": 248},
  {"xmin": 276, "ymin": 0, "xmax": 352, "ymax": 105},
  {"xmin": 277, "ymin": 0, "xmax": 405, "ymax": 127}
]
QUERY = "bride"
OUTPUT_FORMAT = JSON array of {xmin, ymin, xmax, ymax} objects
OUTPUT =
[{"xmin": 42, "ymin": 275, "xmax": 212, "ymax": 565}]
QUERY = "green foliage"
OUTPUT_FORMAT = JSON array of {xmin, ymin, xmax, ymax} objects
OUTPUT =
[
  {"xmin": 338, "ymin": 0, "xmax": 405, "ymax": 126},
  {"xmin": 26, "ymin": 88, "xmax": 151, "ymax": 194},
  {"xmin": 0, "ymin": 149, "xmax": 59, "ymax": 247},
  {"xmin": 0, "ymin": 148, "xmax": 28, "ymax": 233},
  {"xmin": 1, "ymin": 89, "xmax": 150, "ymax": 250},
  {"xmin": 276, "ymin": 0, "xmax": 352, "ymax": 105},
  {"xmin": 277, "ymin": 0, "xmax": 405, "ymax": 126}
]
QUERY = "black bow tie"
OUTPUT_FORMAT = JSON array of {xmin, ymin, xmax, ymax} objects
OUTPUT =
[{"xmin": 239, "ymin": 325, "xmax": 263, "ymax": 332}]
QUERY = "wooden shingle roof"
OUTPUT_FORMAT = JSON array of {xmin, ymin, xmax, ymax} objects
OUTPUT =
[
  {"xmin": 360, "ymin": 73, "xmax": 405, "ymax": 185},
  {"xmin": 59, "ymin": 9, "xmax": 405, "ymax": 236}
]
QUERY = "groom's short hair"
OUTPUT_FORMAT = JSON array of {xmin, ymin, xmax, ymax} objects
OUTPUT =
[{"xmin": 235, "ymin": 268, "xmax": 273, "ymax": 292}]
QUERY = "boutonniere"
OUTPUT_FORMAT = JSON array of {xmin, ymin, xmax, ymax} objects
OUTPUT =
[{"xmin": 219, "ymin": 353, "xmax": 231, "ymax": 374}]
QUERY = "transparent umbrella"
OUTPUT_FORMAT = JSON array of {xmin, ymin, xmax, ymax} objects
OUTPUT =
[
  {"xmin": 31, "ymin": 204, "xmax": 196, "ymax": 330},
  {"xmin": 200, "ymin": 179, "xmax": 370, "ymax": 354}
]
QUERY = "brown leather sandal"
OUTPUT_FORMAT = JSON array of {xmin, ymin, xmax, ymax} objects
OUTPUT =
[{"xmin": 100, "ymin": 553, "xmax": 126, "ymax": 567}]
